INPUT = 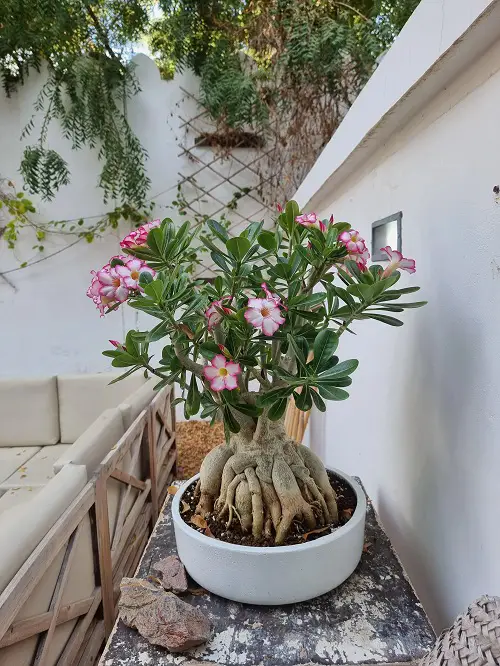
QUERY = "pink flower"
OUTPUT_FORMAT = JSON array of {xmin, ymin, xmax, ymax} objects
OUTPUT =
[
  {"xmin": 245, "ymin": 289, "xmax": 286, "ymax": 336},
  {"xmin": 380, "ymin": 246, "xmax": 416, "ymax": 277},
  {"xmin": 276, "ymin": 203, "xmax": 283, "ymax": 213},
  {"xmin": 296, "ymin": 212, "xmax": 326, "ymax": 233},
  {"xmin": 347, "ymin": 247, "xmax": 370, "ymax": 270},
  {"xmin": 205, "ymin": 297, "xmax": 232, "ymax": 330},
  {"xmin": 203, "ymin": 355, "xmax": 241, "ymax": 392},
  {"xmin": 109, "ymin": 340, "xmax": 121, "ymax": 348},
  {"xmin": 339, "ymin": 229, "xmax": 367, "ymax": 255},
  {"xmin": 261, "ymin": 282, "xmax": 281, "ymax": 306},
  {"xmin": 114, "ymin": 258, "xmax": 156, "ymax": 290},
  {"xmin": 120, "ymin": 219, "xmax": 161, "ymax": 249},
  {"xmin": 97, "ymin": 264, "xmax": 129, "ymax": 303},
  {"xmin": 329, "ymin": 214, "xmax": 334, "ymax": 224}
]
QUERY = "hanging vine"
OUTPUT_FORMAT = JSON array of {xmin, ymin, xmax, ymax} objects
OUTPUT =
[
  {"xmin": 149, "ymin": 0, "xmax": 421, "ymax": 203},
  {"xmin": 1, "ymin": 0, "xmax": 152, "ymax": 205}
]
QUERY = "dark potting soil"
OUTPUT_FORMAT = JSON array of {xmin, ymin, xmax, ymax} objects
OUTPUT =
[{"xmin": 180, "ymin": 469, "xmax": 357, "ymax": 547}]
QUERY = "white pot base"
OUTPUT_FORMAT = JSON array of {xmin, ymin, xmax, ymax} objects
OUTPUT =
[{"xmin": 172, "ymin": 467, "xmax": 366, "ymax": 605}]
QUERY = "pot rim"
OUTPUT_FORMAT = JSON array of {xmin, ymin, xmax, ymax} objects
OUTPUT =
[{"xmin": 172, "ymin": 466, "xmax": 366, "ymax": 554}]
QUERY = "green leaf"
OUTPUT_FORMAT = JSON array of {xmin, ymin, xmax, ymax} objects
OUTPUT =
[
  {"xmin": 335, "ymin": 287, "xmax": 356, "ymax": 309},
  {"xmin": 294, "ymin": 387, "xmax": 312, "ymax": 411},
  {"xmin": 365, "ymin": 313, "xmax": 404, "ymax": 326},
  {"xmin": 148, "ymin": 320, "xmax": 169, "ymax": 342},
  {"xmin": 317, "ymin": 385, "xmax": 350, "ymax": 400},
  {"xmin": 223, "ymin": 406, "xmax": 240, "ymax": 433},
  {"xmin": 294, "ymin": 292, "xmax": 327, "ymax": 308},
  {"xmin": 257, "ymin": 230, "xmax": 277, "ymax": 251},
  {"xmin": 226, "ymin": 236, "xmax": 251, "ymax": 260},
  {"xmin": 285, "ymin": 200, "xmax": 300, "ymax": 230},
  {"xmin": 186, "ymin": 374, "xmax": 201, "ymax": 416},
  {"xmin": 268, "ymin": 398, "xmax": 288, "ymax": 421},
  {"xmin": 207, "ymin": 219, "xmax": 230, "ymax": 242},
  {"xmin": 111, "ymin": 354, "xmax": 140, "ymax": 368},
  {"xmin": 311, "ymin": 390, "xmax": 326, "ymax": 412},
  {"xmin": 199, "ymin": 341, "xmax": 221, "ymax": 360},
  {"xmin": 258, "ymin": 386, "xmax": 294, "ymax": 406},
  {"xmin": 125, "ymin": 330, "xmax": 140, "ymax": 358},
  {"xmin": 211, "ymin": 251, "xmax": 231, "ymax": 272},
  {"xmin": 108, "ymin": 367, "xmax": 140, "ymax": 384},
  {"xmin": 287, "ymin": 334, "xmax": 308, "ymax": 369},
  {"xmin": 313, "ymin": 329, "xmax": 339, "ymax": 372},
  {"xmin": 139, "ymin": 271, "xmax": 154, "ymax": 286},
  {"xmin": 144, "ymin": 279, "xmax": 164, "ymax": 302},
  {"xmin": 317, "ymin": 358, "xmax": 359, "ymax": 379},
  {"xmin": 233, "ymin": 402, "xmax": 263, "ymax": 418}
]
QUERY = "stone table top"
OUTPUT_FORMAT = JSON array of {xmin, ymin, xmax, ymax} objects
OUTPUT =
[{"xmin": 100, "ymin": 479, "xmax": 435, "ymax": 666}]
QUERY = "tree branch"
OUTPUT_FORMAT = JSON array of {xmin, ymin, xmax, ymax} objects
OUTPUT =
[
  {"xmin": 85, "ymin": 4, "xmax": 123, "ymax": 65},
  {"xmin": 174, "ymin": 343, "xmax": 204, "ymax": 376}
]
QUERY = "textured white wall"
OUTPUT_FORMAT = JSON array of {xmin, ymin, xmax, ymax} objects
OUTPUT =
[
  {"xmin": 0, "ymin": 56, "xmax": 268, "ymax": 378},
  {"xmin": 304, "ymin": 28, "xmax": 500, "ymax": 630}
]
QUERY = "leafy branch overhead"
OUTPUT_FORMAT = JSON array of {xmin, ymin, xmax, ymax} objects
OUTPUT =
[
  {"xmin": 90, "ymin": 201, "xmax": 426, "ymax": 437},
  {"xmin": 1, "ymin": 0, "xmax": 152, "ymax": 205},
  {"xmin": 150, "ymin": 0, "xmax": 421, "ymax": 201}
]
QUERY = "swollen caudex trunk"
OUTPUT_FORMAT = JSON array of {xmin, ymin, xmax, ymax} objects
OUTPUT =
[{"xmin": 195, "ymin": 415, "xmax": 338, "ymax": 545}]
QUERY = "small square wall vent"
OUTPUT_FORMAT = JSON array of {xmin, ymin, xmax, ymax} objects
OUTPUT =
[{"xmin": 371, "ymin": 211, "xmax": 402, "ymax": 261}]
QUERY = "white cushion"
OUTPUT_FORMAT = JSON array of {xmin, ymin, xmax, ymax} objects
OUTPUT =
[
  {"xmin": 0, "ymin": 445, "xmax": 71, "ymax": 489},
  {"xmin": 0, "ymin": 378, "xmax": 59, "ymax": 447},
  {"xmin": 0, "ymin": 463, "xmax": 87, "ymax": 594},
  {"xmin": 53, "ymin": 408, "xmax": 124, "ymax": 476},
  {"xmin": 0, "ymin": 447, "xmax": 41, "ymax": 485},
  {"xmin": 57, "ymin": 372, "xmax": 146, "ymax": 443},
  {"xmin": 0, "ymin": 487, "xmax": 42, "ymax": 515},
  {"xmin": 119, "ymin": 379, "xmax": 156, "ymax": 430}
]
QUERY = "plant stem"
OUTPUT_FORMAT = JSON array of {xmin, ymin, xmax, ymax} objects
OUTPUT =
[{"xmin": 174, "ymin": 342, "xmax": 205, "ymax": 376}]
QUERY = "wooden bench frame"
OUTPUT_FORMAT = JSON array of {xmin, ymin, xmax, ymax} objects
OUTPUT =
[{"xmin": 0, "ymin": 385, "xmax": 176, "ymax": 666}]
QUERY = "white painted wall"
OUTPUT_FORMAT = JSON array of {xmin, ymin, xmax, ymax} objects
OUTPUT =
[
  {"xmin": 0, "ymin": 56, "xmax": 269, "ymax": 379},
  {"xmin": 297, "ymin": 0, "xmax": 500, "ymax": 631}
]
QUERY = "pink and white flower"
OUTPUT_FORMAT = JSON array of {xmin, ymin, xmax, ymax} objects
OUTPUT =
[
  {"xmin": 205, "ymin": 297, "xmax": 232, "ymax": 330},
  {"xmin": 261, "ymin": 282, "xmax": 281, "ymax": 306},
  {"xmin": 347, "ymin": 247, "xmax": 370, "ymax": 270},
  {"xmin": 120, "ymin": 219, "xmax": 161, "ymax": 249},
  {"xmin": 114, "ymin": 258, "xmax": 156, "ymax": 290},
  {"xmin": 380, "ymin": 246, "xmax": 416, "ymax": 277},
  {"xmin": 339, "ymin": 229, "xmax": 367, "ymax": 255},
  {"xmin": 245, "ymin": 288, "xmax": 286, "ymax": 336},
  {"xmin": 296, "ymin": 212, "xmax": 326, "ymax": 233},
  {"xmin": 203, "ymin": 355, "xmax": 241, "ymax": 392}
]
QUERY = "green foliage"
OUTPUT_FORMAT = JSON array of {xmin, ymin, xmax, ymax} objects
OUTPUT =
[
  {"xmin": 105, "ymin": 203, "xmax": 426, "ymax": 433},
  {"xmin": 1, "ymin": 0, "xmax": 152, "ymax": 205},
  {"xmin": 149, "ymin": 0, "xmax": 420, "ymax": 199},
  {"xmin": 0, "ymin": 178, "xmax": 154, "ymax": 264}
]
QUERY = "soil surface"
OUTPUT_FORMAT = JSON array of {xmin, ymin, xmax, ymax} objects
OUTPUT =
[
  {"xmin": 176, "ymin": 421, "xmax": 224, "ymax": 480},
  {"xmin": 180, "ymin": 469, "xmax": 357, "ymax": 547}
]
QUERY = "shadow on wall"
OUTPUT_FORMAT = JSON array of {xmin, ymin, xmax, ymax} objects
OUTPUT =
[{"xmin": 378, "ymin": 285, "xmax": 484, "ymax": 631}]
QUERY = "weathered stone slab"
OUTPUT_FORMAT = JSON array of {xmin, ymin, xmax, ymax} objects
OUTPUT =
[{"xmin": 100, "ymin": 478, "xmax": 435, "ymax": 666}]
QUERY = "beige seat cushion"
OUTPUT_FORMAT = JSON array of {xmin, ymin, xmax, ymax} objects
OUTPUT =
[
  {"xmin": 57, "ymin": 372, "xmax": 146, "ymax": 443},
  {"xmin": 0, "ymin": 377, "xmax": 59, "ymax": 447},
  {"xmin": 0, "ymin": 447, "xmax": 41, "ymax": 485},
  {"xmin": 0, "ymin": 487, "xmax": 42, "ymax": 515},
  {"xmin": 0, "ymin": 445, "xmax": 71, "ymax": 489},
  {"xmin": 53, "ymin": 408, "xmax": 124, "ymax": 476},
  {"xmin": 119, "ymin": 379, "xmax": 156, "ymax": 430},
  {"xmin": 0, "ymin": 463, "xmax": 87, "ymax": 594}
]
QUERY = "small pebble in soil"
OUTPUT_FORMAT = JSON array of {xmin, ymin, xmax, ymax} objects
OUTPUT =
[{"xmin": 181, "ymin": 470, "xmax": 357, "ymax": 548}]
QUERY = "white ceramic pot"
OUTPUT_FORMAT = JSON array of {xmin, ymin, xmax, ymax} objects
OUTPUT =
[{"xmin": 172, "ymin": 467, "xmax": 366, "ymax": 605}]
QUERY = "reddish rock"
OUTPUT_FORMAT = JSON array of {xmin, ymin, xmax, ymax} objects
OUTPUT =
[
  {"xmin": 119, "ymin": 578, "xmax": 211, "ymax": 652},
  {"xmin": 154, "ymin": 555, "xmax": 188, "ymax": 594}
]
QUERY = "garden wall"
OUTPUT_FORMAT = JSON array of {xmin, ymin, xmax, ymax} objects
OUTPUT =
[
  {"xmin": 296, "ymin": 0, "xmax": 500, "ymax": 631},
  {"xmin": 0, "ymin": 56, "xmax": 269, "ymax": 378}
]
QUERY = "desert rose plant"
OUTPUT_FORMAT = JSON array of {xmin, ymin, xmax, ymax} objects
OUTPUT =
[{"xmin": 88, "ymin": 202, "xmax": 424, "ymax": 544}]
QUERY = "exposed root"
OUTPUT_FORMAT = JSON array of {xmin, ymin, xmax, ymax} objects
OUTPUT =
[{"xmin": 195, "ymin": 427, "xmax": 339, "ymax": 544}]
